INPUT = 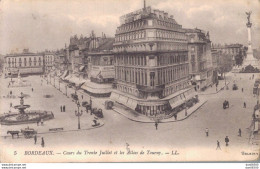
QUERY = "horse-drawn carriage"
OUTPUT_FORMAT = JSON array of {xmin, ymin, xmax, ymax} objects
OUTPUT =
[
  {"xmin": 91, "ymin": 108, "xmax": 104, "ymax": 118},
  {"xmin": 21, "ymin": 127, "xmax": 37, "ymax": 139},
  {"xmin": 7, "ymin": 127, "xmax": 37, "ymax": 139},
  {"xmin": 232, "ymin": 84, "xmax": 238, "ymax": 90}
]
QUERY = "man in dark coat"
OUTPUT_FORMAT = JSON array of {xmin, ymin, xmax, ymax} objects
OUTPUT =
[
  {"xmin": 216, "ymin": 140, "xmax": 221, "ymax": 150},
  {"xmin": 60, "ymin": 106, "xmax": 63, "ymax": 112},
  {"xmin": 63, "ymin": 105, "xmax": 65, "ymax": 112},
  {"xmin": 173, "ymin": 114, "xmax": 177, "ymax": 120},
  {"xmin": 34, "ymin": 135, "xmax": 37, "ymax": 144},
  {"xmin": 238, "ymin": 129, "xmax": 242, "ymax": 137},
  {"xmin": 225, "ymin": 136, "xmax": 229, "ymax": 146},
  {"xmin": 155, "ymin": 122, "xmax": 158, "ymax": 130},
  {"xmin": 41, "ymin": 137, "xmax": 45, "ymax": 147}
]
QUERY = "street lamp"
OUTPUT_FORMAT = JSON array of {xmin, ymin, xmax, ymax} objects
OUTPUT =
[
  {"xmin": 58, "ymin": 80, "xmax": 60, "ymax": 91},
  {"xmin": 54, "ymin": 77, "xmax": 56, "ymax": 88},
  {"xmin": 75, "ymin": 101, "xmax": 83, "ymax": 129},
  {"xmin": 65, "ymin": 85, "xmax": 68, "ymax": 96}
]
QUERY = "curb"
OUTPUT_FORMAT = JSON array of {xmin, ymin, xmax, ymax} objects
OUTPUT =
[{"xmin": 111, "ymin": 100, "xmax": 208, "ymax": 123}]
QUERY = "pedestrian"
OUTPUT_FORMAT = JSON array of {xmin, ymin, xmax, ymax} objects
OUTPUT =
[
  {"xmin": 10, "ymin": 102, "xmax": 12, "ymax": 108},
  {"xmin": 238, "ymin": 128, "xmax": 242, "ymax": 137},
  {"xmin": 41, "ymin": 118, "xmax": 44, "ymax": 126},
  {"xmin": 242, "ymin": 88, "xmax": 243, "ymax": 92},
  {"xmin": 41, "ymin": 137, "xmax": 45, "ymax": 147},
  {"xmin": 10, "ymin": 90, "xmax": 12, "ymax": 95},
  {"xmin": 244, "ymin": 102, "xmax": 246, "ymax": 108},
  {"xmin": 155, "ymin": 122, "xmax": 158, "ymax": 130},
  {"xmin": 60, "ymin": 106, "xmax": 63, "ymax": 112},
  {"xmin": 34, "ymin": 135, "xmax": 37, "ymax": 144},
  {"xmin": 32, "ymin": 88, "xmax": 34, "ymax": 92},
  {"xmin": 225, "ymin": 136, "xmax": 229, "ymax": 146},
  {"xmin": 81, "ymin": 95, "xmax": 83, "ymax": 99},
  {"xmin": 205, "ymin": 128, "xmax": 209, "ymax": 137},
  {"xmin": 173, "ymin": 114, "xmax": 177, "ymax": 120},
  {"xmin": 63, "ymin": 105, "xmax": 65, "ymax": 112},
  {"xmin": 216, "ymin": 140, "xmax": 221, "ymax": 150}
]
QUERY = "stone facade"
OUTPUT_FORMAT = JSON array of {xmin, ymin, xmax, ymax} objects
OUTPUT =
[
  {"xmin": 4, "ymin": 52, "xmax": 44, "ymax": 76},
  {"xmin": 112, "ymin": 6, "xmax": 194, "ymax": 117},
  {"xmin": 185, "ymin": 28, "xmax": 213, "ymax": 91}
]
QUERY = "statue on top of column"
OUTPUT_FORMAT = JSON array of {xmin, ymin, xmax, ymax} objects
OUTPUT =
[{"xmin": 246, "ymin": 11, "xmax": 252, "ymax": 24}]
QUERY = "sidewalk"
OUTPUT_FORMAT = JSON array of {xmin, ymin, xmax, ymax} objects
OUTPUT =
[{"xmin": 111, "ymin": 98, "xmax": 207, "ymax": 123}]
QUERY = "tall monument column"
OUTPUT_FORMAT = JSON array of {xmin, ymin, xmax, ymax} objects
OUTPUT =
[
  {"xmin": 246, "ymin": 12, "xmax": 253, "ymax": 59},
  {"xmin": 242, "ymin": 11, "xmax": 259, "ymax": 68}
]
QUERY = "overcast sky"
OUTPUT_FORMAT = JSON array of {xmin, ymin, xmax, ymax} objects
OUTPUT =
[{"xmin": 0, "ymin": 0, "xmax": 259, "ymax": 54}]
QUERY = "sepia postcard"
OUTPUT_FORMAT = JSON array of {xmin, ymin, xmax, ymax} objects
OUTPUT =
[{"xmin": 0, "ymin": 0, "xmax": 260, "ymax": 163}]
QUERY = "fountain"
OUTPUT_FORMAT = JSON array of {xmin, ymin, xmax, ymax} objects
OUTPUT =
[{"xmin": 0, "ymin": 92, "xmax": 54, "ymax": 125}]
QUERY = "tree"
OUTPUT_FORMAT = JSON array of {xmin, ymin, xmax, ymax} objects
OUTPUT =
[{"xmin": 235, "ymin": 50, "xmax": 244, "ymax": 66}]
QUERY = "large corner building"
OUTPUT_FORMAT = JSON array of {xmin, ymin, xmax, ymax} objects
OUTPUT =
[{"xmin": 111, "ymin": 4, "xmax": 197, "ymax": 117}]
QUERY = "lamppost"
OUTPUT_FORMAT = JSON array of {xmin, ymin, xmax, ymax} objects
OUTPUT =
[
  {"xmin": 58, "ymin": 80, "xmax": 61, "ymax": 91},
  {"xmin": 65, "ymin": 85, "xmax": 68, "ymax": 96},
  {"xmin": 54, "ymin": 76, "xmax": 56, "ymax": 88},
  {"xmin": 89, "ymin": 96, "xmax": 93, "ymax": 115},
  {"xmin": 75, "ymin": 101, "xmax": 83, "ymax": 129}
]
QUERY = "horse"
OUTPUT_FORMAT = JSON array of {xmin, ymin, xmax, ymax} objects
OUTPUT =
[{"xmin": 7, "ymin": 130, "xmax": 20, "ymax": 139}]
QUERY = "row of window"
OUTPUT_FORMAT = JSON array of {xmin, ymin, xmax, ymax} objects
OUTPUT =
[
  {"xmin": 114, "ymin": 42, "xmax": 187, "ymax": 53},
  {"xmin": 157, "ymin": 53, "xmax": 188, "ymax": 65},
  {"xmin": 118, "ymin": 20, "xmax": 146, "ymax": 32},
  {"xmin": 117, "ymin": 84, "xmax": 138, "ymax": 97},
  {"xmin": 157, "ymin": 65, "xmax": 189, "ymax": 85},
  {"xmin": 114, "ymin": 53, "xmax": 188, "ymax": 67},
  {"xmin": 8, "ymin": 60, "xmax": 42, "ymax": 67},
  {"xmin": 116, "ymin": 68, "xmax": 147, "ymax": 86},
  {"xmin": 115, "ymin": 55, "xmax": 147, "ymax": 66},
  {"xmin": 116, "ymin": 30, "xmax": 146, "ymax": 42},
  {"xmin": 115, "ymin": 64, "xmax": 189, "ymax": 86},
  {"xmin": 163, "ymin": 80, "xmax": 189, "ymax": 97},
  {"xmin": 155, "ymin": 30, "xmax": 186, "ymax": 40},
  {"xmin": 115, "ymin": 29, "xmax": 186, "ymax": 43},
  {"xmin": 117, "ymin": 19, "xmax": 180, "ymax": 33}
]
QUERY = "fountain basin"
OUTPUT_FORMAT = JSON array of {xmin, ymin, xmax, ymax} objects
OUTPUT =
[{"xmin": 0, "ymin": 110, "xmax": 54, "ymax": 125}]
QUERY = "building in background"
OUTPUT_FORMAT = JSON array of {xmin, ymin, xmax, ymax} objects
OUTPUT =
[
  {"xmin": 185, "ymin": 28, "xmax": 213, "ymax": 91},
  {"xmin": 88, "ymin": 38, "xmax": 114, "ymax": 83},
  {"xmin": 111, "ymin": 4, "xmax": 198, "ymax": 118},
  {"xmin": 43, "ymin": 52, "xmax": 55, "ymax": 73},
  {"xmin": 4, "ymin": 49, "xmax": 44, "ymax": 77},
  {"xmin": 212, "ymin": 43, "xmax": 243, "ymax": 74},
  {"xmin": 81, "ymin": 38, "xmax": 115, "ymax": 97}
]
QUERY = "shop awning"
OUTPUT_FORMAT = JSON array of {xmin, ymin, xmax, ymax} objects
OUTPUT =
[
  {"xmin": 64, "ymin": 75, "xmax": 71, "ymax": 81},
  {"xmin": 110, "ymin": 92, "xmax": 120, "ymax": 101},
  {"xmin": 61, "ymin": 70, "xmax": 69, "ymax": 79},
  {"xmin": 110, "ymin": 92, "xmax": 138, "ymax": 110},
  {"xmin": 91, "ymin": 70, "xmax": 101, "ymax": 78},
  {"xmin": 79, "ymin": 66, "xmax": 85, "ymax": 72},
  {"xmin": 184, "ymin": 88, "xmax": 197, "ymax": 101},
  {"xmin": 169, "ymin": 95, "xmax": 185, "ymax": 109},
  {"xmin": 126, "ymin": 98, "xmax": 138, "ymax": 110},
  {"xmin": 67, "ymin": 76, "xmax": 85, "ymax": 86},
  {"xmin": 185, "ymin": 92, "xmax": 197, "ymax": 101}
]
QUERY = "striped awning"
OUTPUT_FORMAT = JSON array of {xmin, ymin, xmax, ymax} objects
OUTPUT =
[
  {"xmin": 61, "ymin": 70, "xmax": 69, "ymax": 79},
  {"xmin": 110, "ymin": 92, "xmax": 137, "ymax": 110},
  {"xmin": 79, "ymin": 66, "xmax": 85, "ymax": 72}
]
